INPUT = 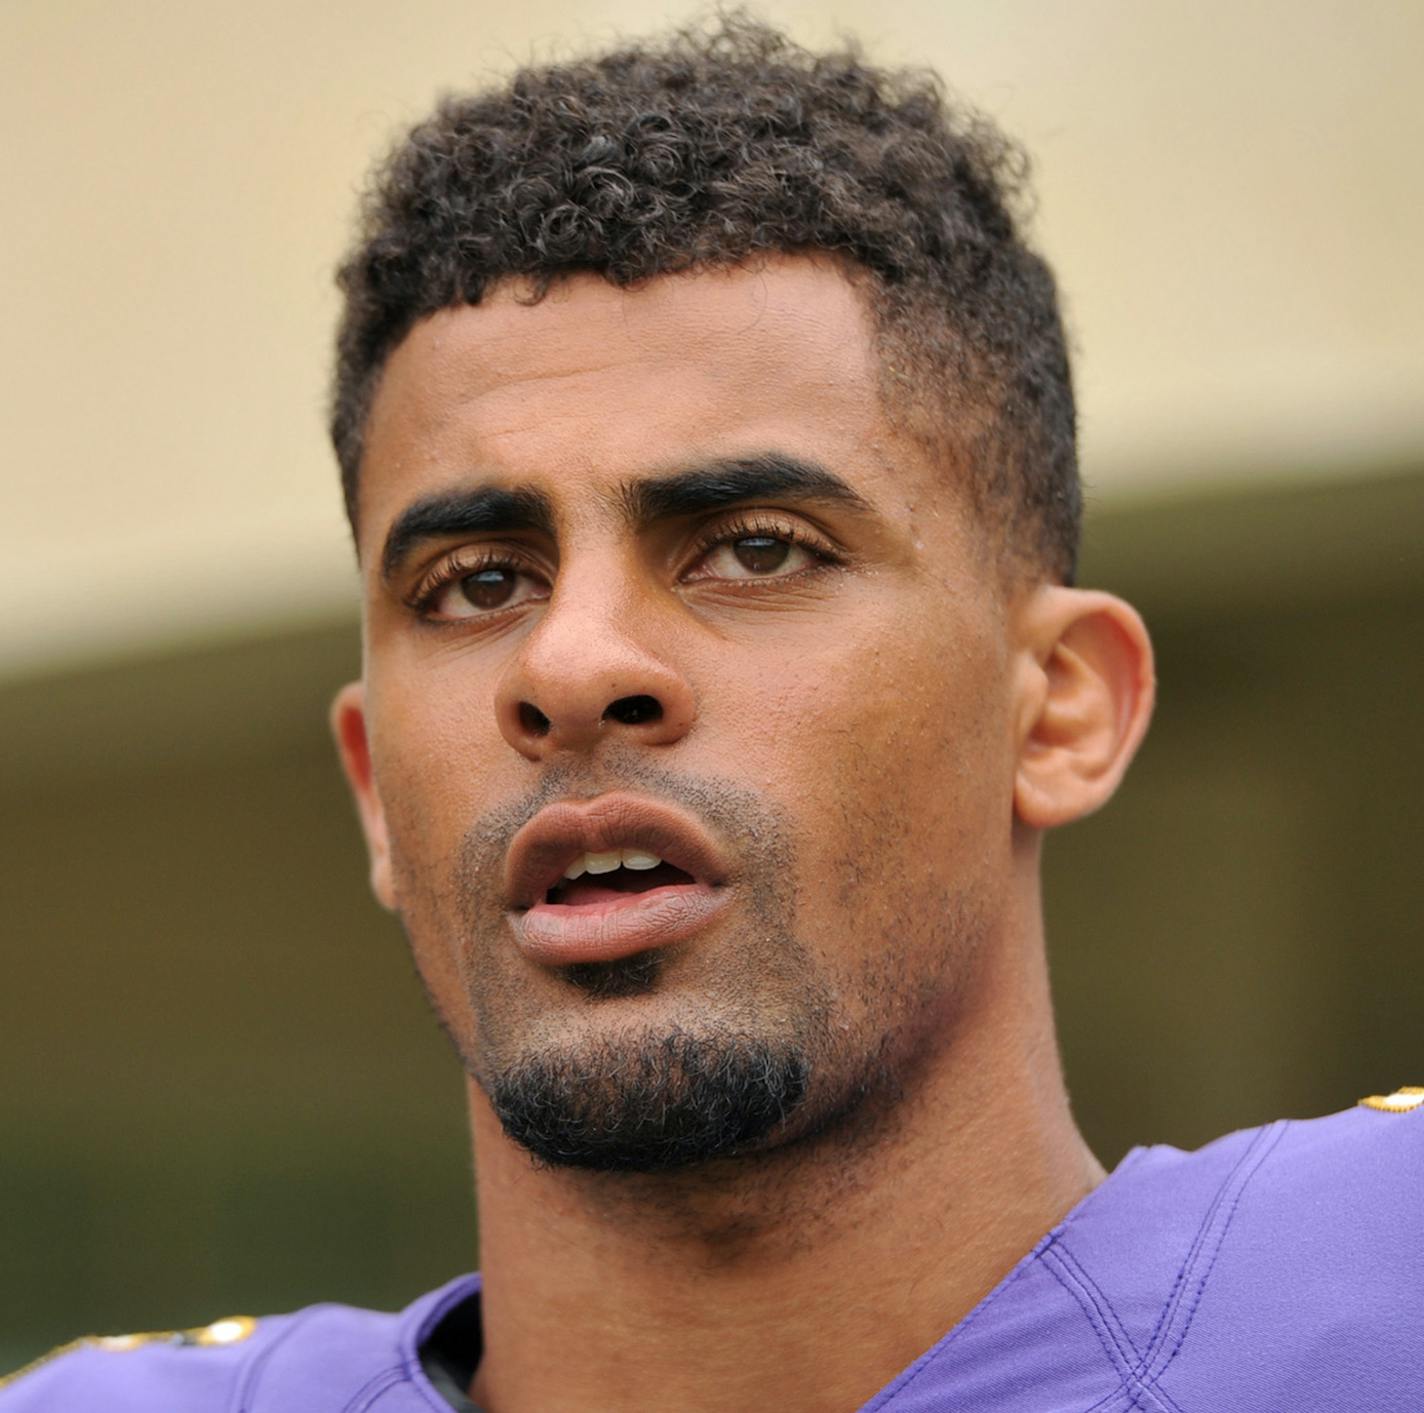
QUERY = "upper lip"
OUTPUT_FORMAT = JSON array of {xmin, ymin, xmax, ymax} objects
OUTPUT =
[{"xmin": 503, "ymin": 792, "xmax": 732, "ymax": 909}]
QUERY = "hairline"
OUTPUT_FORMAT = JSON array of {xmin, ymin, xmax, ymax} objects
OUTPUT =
[{"xmin": 343, "ymin": 253, "xmax": 1036, "ymax": 583}]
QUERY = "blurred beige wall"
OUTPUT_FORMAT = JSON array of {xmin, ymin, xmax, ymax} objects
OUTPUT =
[{"xmin": 4, "ymin": 0, "xmax": 1422, "ymax": 676}]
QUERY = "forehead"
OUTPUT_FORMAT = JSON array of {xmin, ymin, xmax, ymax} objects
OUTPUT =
[{"xmin": 356, "ymin": 257, "xmax": 940, "ymax": 545}]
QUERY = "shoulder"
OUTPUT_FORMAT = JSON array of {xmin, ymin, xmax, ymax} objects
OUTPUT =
[
  {"xmin": 1060, "ymin": 1092, "xmax": 1424, "ymax": 1411},
  {"xmin": 870, "ymin": 1098, "xmax": 1424, "ymax": 1413},
  {"xmin": 0, "ymin": 1278, "xmax": 477, "ymax": 1411},
  {"xmin": 0, "ymin": 1315, "xmax": 278, "ymax": 1411},
  {"xmin": 1072, "ymin": 1087, "xmax": 1424, "ymax": 1262},
  {"xmin": 1108, "ymin": 1088, "xmax": 1423, "ymax": 1273},
  {"xmin": 1192, "ymin": 1093, "xmax": 1424, "ymax": 1332}
]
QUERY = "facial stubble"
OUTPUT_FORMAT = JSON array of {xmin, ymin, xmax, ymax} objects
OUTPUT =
[{"xmin": 391, "ymin": 754, "xmax": 977, "ymax": 1176}]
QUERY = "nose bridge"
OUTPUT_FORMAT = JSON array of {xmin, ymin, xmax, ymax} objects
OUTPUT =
[
  {"xmin": 494, "ymin": 550, "xmax": 695, "ymax": 758},
  {"xmin": 528, "ymin": 564, "xmax": 644, "ymax": 704}
]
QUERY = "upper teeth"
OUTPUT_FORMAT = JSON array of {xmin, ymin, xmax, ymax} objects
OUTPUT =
[{"xmin": 563, "ymin": 849, "xmax": 663, "ymax": 880}]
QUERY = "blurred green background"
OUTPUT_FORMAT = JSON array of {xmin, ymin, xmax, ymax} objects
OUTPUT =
[{"xmin": 4, "ymin": 0, "xmax": 1422, "ymax": 1378}]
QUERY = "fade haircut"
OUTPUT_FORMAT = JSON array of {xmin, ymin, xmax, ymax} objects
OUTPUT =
[{"xmin": 332, "ymin": 15, "xmax": 1081, "ymax": 582}]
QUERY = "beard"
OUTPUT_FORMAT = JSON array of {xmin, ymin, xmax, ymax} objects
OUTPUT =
[
  {"xmin": 486, "ymin": 1021, "xmax": 811, "ymax": 1172},
  {"xmin": 391, "ymin": 751, "xmax": 978, "ymax": 1176}
]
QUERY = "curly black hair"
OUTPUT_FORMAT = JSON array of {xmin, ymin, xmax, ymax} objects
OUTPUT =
[{"xmin": 332, "ymin": 15, "xmax": 1080, "ymax": 581}]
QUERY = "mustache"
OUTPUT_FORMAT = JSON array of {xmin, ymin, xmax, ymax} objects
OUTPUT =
[{"xmin": 456, "ymin": 748, "xmax": 796, "ymax": 907}]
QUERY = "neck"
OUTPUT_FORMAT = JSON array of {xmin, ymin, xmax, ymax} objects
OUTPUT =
[{"xmin": 465, "ymin": 899, "xmax": 1099, "ymax": 1413}]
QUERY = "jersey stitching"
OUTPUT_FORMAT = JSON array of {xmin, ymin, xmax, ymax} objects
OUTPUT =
[
  {"xmin": 1085, "ymin": 1372, "xmax": 1176, "ymax": 1413},
  {"xmin": 1041, "ymin": 1241, "xmax": 1177, "ymax": 1413},
  {"xmin": 1041, "ymin": 1240, "xmax": 1144, "ymax": 1377},
  {"xmin": 1050, "ymin": 1124, "xmax": 1284, "ymax": 1413},
  {"xmin": 1078, "ymin": 1379, "xmax": 1137, "ymax": 1412},
  {"xmin": 1127, "ymin": 1388, "xmax": 1177, "ymax": 1413},
  {"xmin": 1043, "ymin": 1248, "xmax": 1191, "ymax": 1413},
  {"xmin": 1130, "ymin": 1152, "xmax": 1232, "ymax": 1368},
  {"xmin": 231, "ymin": 1306, "xmax": 328, "ymax": 1413},
  {"xmin": 1134, "ymin": 1122, "xmax": 1284, "ymax": 1374},
  {"xmin": 1129, "ymin": 1131, "xmax": 1268, "ymax": 1366},
  {"xmin": 1138, "ymin": 1119, "xmax": 1287, "ymax": 1398},
  {"xmin": 343, "ymin": 1366, "xmax": 409, "ymax": 1412}
]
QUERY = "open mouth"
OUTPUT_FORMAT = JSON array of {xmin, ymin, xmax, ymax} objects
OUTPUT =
[
  {"xmin": 518, "ymin": 849, "xmax": 723, "ymax": 965},
  {"xmin": 502, "ymin": 794, "xmax": 734, "ymax": 965},
  {"xmin": 545, "ymin": 854, "xmax": 697, "ymax": 908}
]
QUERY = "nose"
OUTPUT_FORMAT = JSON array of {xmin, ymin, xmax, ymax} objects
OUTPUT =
[{"xmin": 494, "ymin": 583, "xmax": 696, "ymax": 760}]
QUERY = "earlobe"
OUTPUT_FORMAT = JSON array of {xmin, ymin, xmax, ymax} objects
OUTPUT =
[
  {"xmin": 1012, "ymin": 587, "xmax": 1155, "ymax": 830},
  {"xmin": 329, "ymin": 681, "xmax": 397, "ymax": 910}
]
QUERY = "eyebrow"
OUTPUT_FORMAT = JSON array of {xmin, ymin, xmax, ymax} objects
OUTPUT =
[
  {"xmin": 619, "ymin": 453, "xmax": 873, "ymax": 524},
  {"xmin": 380, "ymin": 486, "xmax": 555, "ymax": 583},
  {"xmin": 379, "ymin": 452, "xmax": 873, "ymax": 583}
]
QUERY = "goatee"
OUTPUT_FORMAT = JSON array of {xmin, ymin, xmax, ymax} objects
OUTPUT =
[{"xmin": 488, "ymin": 1022, "xmax": 811, "ymax": 1172}]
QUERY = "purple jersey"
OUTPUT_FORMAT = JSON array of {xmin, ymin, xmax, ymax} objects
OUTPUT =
[{"xmin": 5, "ymin": 1098, "xmax": 1421, "ymax": 1411}]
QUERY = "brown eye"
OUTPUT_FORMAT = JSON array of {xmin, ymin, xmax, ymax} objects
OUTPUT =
[
  {"xmin": 424, "ymin": 563, "xmax": 547, "ymax": 620},
  {"xmin": 733, "ymin": 536, "xmax": 791, "ymax": 574},
  {"xmin": 692, "ymin": 531, "xmax": 819, "ymax": 582},
  {"xmin": 460, "ymin": 568, "xmax": 517, "ymax": 609}
]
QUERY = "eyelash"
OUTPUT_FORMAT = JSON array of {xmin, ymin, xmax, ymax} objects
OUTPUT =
[
  {"xmin": 407, "ymin": 546, "xmax": 526, "ymax": 613},
  {"xmin": 686, "ymin": 512, "xmax": 839, "ymax": 575},
  {"xmin": 406, "ymin": 513, "xmax": 840, "ymax": 618}
]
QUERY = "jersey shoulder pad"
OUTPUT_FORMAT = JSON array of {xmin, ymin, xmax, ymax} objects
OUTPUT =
[{"xmin": 0, "ymin": 1315, "xmax": 265, "ymax": 1411}]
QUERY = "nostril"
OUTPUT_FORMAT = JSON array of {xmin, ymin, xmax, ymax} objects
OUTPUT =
[
  {"xmin": 604, "ymin": 695, "xmax": 662, "ymax": 726},
  {"xmin": 519, "ymin": 702, "xmax": 551, "ymax": 737}
]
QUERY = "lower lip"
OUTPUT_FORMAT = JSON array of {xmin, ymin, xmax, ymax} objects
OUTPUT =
[{"xmin": 510, "ymin": 884, "xmax": 730, "ymax": 966}]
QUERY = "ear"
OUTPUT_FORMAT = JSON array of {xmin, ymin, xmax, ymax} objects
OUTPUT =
[
  {"xmin": 330, "ymin": 681, "xmax": 397, "ymax": 910},
  {"xmin": 1011, "ymin": 586, "xmax": 1155, "ymax": 830}
]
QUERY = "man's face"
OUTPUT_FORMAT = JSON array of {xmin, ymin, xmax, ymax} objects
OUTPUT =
[{"xmin": 345, "ymin": 256, "xmax": 1028, "ymax": 1171}]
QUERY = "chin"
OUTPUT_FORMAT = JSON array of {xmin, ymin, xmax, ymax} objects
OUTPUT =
[{"xmin": 483, "ymin": 1017, "xmax": 813, "ymax": 1172}]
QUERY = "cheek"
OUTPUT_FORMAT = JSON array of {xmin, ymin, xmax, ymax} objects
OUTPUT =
[
  {"xmin": 721, "ymin": 598, "xmax": 1007, "ymax": 797},
  {"xmin": 366, "ymin": 675, "xmax": 503, "ymax": 1037},
  {"xmin": 369, "ymin": 659, "xmax": 503, "ymax": 821},
  {"xmin": 713, "ymin": 599, "xmax": 1014, "ymax": 941},
  {"xmin": 364, "ymin": 664, "xmax": 509, "ymax": 936}
]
